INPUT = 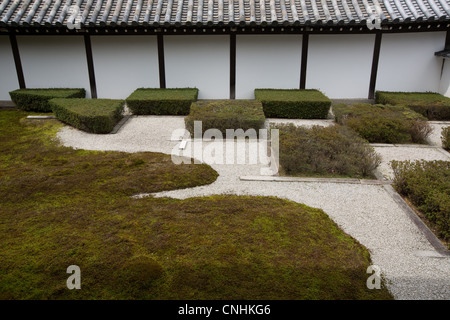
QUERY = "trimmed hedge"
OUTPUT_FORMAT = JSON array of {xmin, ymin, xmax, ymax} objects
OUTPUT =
[
  {"xmin": 126, "ymin": 88, "xmax": 198, "ymax": 115},
  {"xmin": 185, "ymin": 100, "xmax": 266, "ymax": 137},
  {"xmin": 50, "ymin": 98, "xmax": 124, "ymax": 134},
  {"xmin": 375, "ymin": 91, "xmax": 450, "ymax": 120},
  {"xmin": 442, "ymin": 126, "xmax": 450, "ymax": 151},
  {"xmin": 254, "ymin": 89, "xmax": 332, "ymax": 119},
  {"xmin": 275, "ymin": 123, "xmax": 381, "ymax": 178},
  {"xmin": 9, "ymin": 88, "xmax": 86, "ymax": 112},
  {"xmin": 333, "ymin": 103, "xmax": 432, "ymax": 144},
  {"xmin": 391, "ymin": 160, "xmax": 449, "ymax": 245}
]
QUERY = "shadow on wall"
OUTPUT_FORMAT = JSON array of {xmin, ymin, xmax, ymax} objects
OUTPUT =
[{"xmin": 439, "ymin": 58, "xmax": 450, "ymax": 98}]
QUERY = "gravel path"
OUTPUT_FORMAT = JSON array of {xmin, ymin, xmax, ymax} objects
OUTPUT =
[{"xmin": 57, "ymin": 116, "xmax": 450, "ymax": 300}]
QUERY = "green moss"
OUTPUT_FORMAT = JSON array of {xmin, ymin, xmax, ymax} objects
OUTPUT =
[{"xmin": 0, "ymin": 110, "xmax": 392, "ymax": 300}]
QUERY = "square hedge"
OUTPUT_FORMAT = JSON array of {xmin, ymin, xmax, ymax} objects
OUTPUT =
[
  {"xmin": 9, "ymin": 88, "xmax": 86, "ymax": 112},
  {"xmin": 185, "ymin": 100, "xmax": 266, "ymax": 137},
  {"xmin": 126, "ymin": 88, "xmax": 198, "ymax": 115},
  {"xmin": 375, "ymin": 91, "xmax": 450, "ymax": 120},
  {"xmin": 50, "ymin": 98, "xmax": 124, "ymax": 134},
  {"xmin": 254, "ymin": 89, "xmax": 332, "ymax": 119}
]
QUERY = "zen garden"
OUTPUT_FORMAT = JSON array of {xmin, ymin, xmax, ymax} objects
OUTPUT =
[
  {"xmin": 1, "ymin": 0, "xmax": 450, "ymax": 304},
  {"xmin": 0, "ymin": 87, "xmax": 449, "ymax": 300}
]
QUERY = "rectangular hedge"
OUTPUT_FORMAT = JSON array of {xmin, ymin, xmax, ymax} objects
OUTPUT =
[
  {"xmin": 126, "ymin": 88, "xmax": 198, "ymax": 115},
  {"xmin": 50, "ymin": 98, "xmax": 124, "ymax": 134},
  {"xmin": 333, "ymin": 103, "xmax": 432, "ymax": 144},
  {"xmin": 185, "ymin": 100, "xmax": 266, "ymax": 137},
  {"xmin": 375, "ymin": 91, "xmax": 450, "ymax": 120},
  {"xmin": 9, "ymin": 88, "xmax": 86, "ymax": 112},
  {"xmin": 254, "ymin": 89, "xmax": 332, "ymax": 119}
]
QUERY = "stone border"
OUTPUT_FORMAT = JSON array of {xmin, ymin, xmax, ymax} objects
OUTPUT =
[
  {"xmin": 240, "ymin": 175, "xmax": 392, "ymax": 185},
  {"xmin": 110, "ymin": 115, "xmax": 131, "ymax": 134},
  {"xmin": 382, "ymin": 184, "xmax": 450, "ymax": 256}
]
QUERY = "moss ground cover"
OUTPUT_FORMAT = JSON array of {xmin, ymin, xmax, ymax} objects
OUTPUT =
[{"xmin": 0, "ymin": 110, "xmax": 392, "ymax": 299}]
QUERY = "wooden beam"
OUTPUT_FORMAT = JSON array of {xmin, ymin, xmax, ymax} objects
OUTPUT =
[
  {"xmin": 157, "ymin": 34, "xmax": 166, "ymax": 89},
  {"xmin": 9, "ymin": 33, "xmax": 26, "ymax": 89},
  {"xmin": 84, "ymin": 34, "xmax": 97, "ymax": 98},
  {"xmin": 230, "ymin": 33, "xmax": 236, "ymax": 99},
  {"xmin": 445, "ymin": 29, "xmax": 450, "ymax": 50},
  {"xmin": 300, "ymin": 33, "xmax": 308, "ymax": 89},
  {"xmin": 368, "ymin": 31, "xmax": 382, "ymax": 100}
]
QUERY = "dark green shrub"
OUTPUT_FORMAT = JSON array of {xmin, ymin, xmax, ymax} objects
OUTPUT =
[
  {"xmin": 9, "ymin": 88, "xmax": 86, "ymax": 112},
  {"xmin": 442, "ymin": 126, "xmax": 450, "ymax": 151},
  {"xmin": 126, "ymin": 88, "xmax": 198, "ymax": 115},
  {"xmin": 391, "ymin": 160, "xmax": 450, "ymax": 244},
  {"xmin": 50, "ymin": 98, "xmax": 124, "ymax": 134},
  {"xmin": 275, "ymin": 123, "xmax": 381, "ymax": 178},
  {"xmin": 333, "ymin": 103, "xmax": 432, "ymax": 144},
  {"xmin": 185, "ymin": 100, "xmax": 266, "ymax": 137},
  {"xmin": 375, "ymin": 91, "xmax": 450, "ymax": 120},
  {"xmin": 254, "ymin": 89, "xmax": 332, "ymax": 119}
]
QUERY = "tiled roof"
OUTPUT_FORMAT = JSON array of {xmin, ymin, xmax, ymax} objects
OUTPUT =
[{"xmin": 0, "ymin": 0, "xmax": 449, "ymax": 28}]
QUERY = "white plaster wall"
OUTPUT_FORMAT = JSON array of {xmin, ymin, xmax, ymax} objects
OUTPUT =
[
  {"xmin": 306, "ymin": 34, "xmax": 375, "ymax": 99},
  {"xmin": 164, "ymin": 35, "xmax": 229, "ymax": 99},
  {"xmin": 91, "ymin": 36, "xmax": 159, "ymax": 99},
  {"xmin": 236, "ymin": 35, "xmax": 302, "ymax": 99},
  {"xmin": 377, "ymin": 32, "xmax": 446, "ymax": 93},
  {"xmin": 0, "ymin": 36, "xmax": 19, "ymax": 100},
  {"xmin": 17, "ymin": 36, "xmax": 91, "ymax": 97}
]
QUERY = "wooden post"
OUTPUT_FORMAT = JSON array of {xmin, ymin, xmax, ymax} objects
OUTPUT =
[
  {"xmin": 300, "ymin": 32, "xmax": 309, "ymax": 89},
  {"xmin": 230, "ymin": 33, "xmax": 236, "ymax": 99},
  {"xmin": 157, "ymin": 34, "xmax": 166, "ymax": 89},
  {"xmin": 84, "ymin": 33, "xmax": 97, "ymax": 98},
  {"xmin": 9, "ymin": 33, "xmax": 26, "ymax": 89},
  {"xmin": 368, "ymin": 31, "xmax": 382, "ymax": 100}
]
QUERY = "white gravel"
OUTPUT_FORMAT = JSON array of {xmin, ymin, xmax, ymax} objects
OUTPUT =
[
  {"xmin": 57, "ymin": 116, "xmax": 450, "ymax": 300},
  {"xmin": 427, "ymin": 122, "xmax": 450, "ymax": 147}
]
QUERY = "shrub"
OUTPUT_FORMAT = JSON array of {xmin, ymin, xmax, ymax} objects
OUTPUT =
[
  {"xmin": 185, "ymin": 100, "xmax": 266, "ymax": 137},
  {"xmin": 275, "ymin": 123, "xmax": 381, "ymax": 178},
  {"xmin": 9, "ymin": 88, "xmax": 86, "ymax": 112},
  {"xmin": 50, "ymin": 98, "xmax": 124, "ymax": 134},
  {"xmin": 333, "ymin": 103, "xmax": 432, "ymax": 144},
  {"xmin": 126, "ymin": 88, "xmax": 198, "ymax": 115},
  {"xmin": 442, "ymin": 126, "xmax": 450, "ymax": 151},
  {"xmin": 254, "ymin": 89, "xmax": 332, "ymax": 119},
  {"xmin": 391, "ymin": 160, "xmax": 450, "ymax": 244},
  {"xmin": 375, "ymin": 91, "xmax": 450, "ymax": 120}
]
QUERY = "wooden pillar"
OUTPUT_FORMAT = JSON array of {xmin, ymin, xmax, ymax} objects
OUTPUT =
[
  {"xmin": 230, "ymin": 33, "xmax": 236, "ymax": 99},
  {"xmin": 300, "ymin": 32, "xmax": 309, "ymax": 89},
  {"xmin": 368, "ymin": 31, "xmax": 382, "ymax": 100},
  {"xmin": 9, "ymin": 33, "xmax": 26, "ymax": 89},
  {"xmin": 84, "ymin": 34, "xmax": 97, "ymax": 98},
  {"xmin": 157, "ymin": 34, "xmax": 166, "ymax": 89}
]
